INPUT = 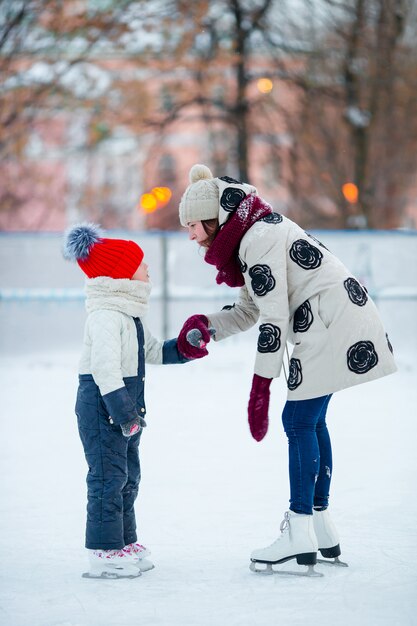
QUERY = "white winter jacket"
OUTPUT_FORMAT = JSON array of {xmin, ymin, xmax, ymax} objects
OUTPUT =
[
  {"xmin": 77, "ymin": 277, "xmax": 186, "ymax": 425},
  {"xmin": 208, "ymin": 215, "xmax": 397, "ymax": 400}
]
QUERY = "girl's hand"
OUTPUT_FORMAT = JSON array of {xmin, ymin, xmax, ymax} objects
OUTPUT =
[{"xmin": 120, "ymin": 415, "xmax": 146, "ymax": 437}]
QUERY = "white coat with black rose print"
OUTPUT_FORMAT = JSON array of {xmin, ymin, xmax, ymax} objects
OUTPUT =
[{"xmin": 208, "ymin": 214, "xmax": 397, "ymax": 400}]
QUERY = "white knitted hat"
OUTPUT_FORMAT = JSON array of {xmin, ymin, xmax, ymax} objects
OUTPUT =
[{"xmin": 179, "ymin": 164, "xmax": 219, "ymax": 226}]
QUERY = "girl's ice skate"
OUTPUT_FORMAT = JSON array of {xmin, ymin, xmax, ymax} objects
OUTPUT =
[
  {"xmin": 313, "ymin": 508, "xmax": 348, "ymax": 567},
  {"xmin": 123, "ymin": 542, "xmax": 155, "ymax": 572},
  {"xmin": 83, "ymin": 548, "xmax": 141, "ymax": 579},
  {"xmin": 250, "ymin": 511, "xmax": 323, "ymax": 577}
]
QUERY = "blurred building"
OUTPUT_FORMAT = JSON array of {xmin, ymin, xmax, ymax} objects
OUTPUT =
[
  {"xmin": 1, "ymin": 2, "xmax": 416, "ymax": 232},
  {"xmin": 0, "ymin": 60, "xmax": 297, "ymax": 232}
]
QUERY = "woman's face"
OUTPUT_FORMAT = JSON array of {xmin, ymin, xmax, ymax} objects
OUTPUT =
[
  {"xmin": 187, "ymin": 221, "xmax": 207, "ymax": 245},
  {"xmin": 132, "ymin": 261, "xmax": 149, "ymax": 282}
]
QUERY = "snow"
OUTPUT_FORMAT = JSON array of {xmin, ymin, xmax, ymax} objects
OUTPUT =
[
  {"xmin": 345, "ymin": 106, "xmax": 372, "ymax": 129},
  {"xmin": 3, "ymin": 60, "xmax": 111, "ymax": 99},
  {"xmin": 1, "ymin": 334, "xmax": 416, "ymax": 626},
  {"xmin": 0, "ymin": 229, "xmax": 416, "ymax": 624},
  {"xmin": 59, "ymin": 63, "xmax": 111, "ymax": 99}
]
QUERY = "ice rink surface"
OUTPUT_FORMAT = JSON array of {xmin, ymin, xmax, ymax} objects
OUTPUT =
[{"xmin": 1, "ymin": 334, "xmax": 416, "ymax": 626}]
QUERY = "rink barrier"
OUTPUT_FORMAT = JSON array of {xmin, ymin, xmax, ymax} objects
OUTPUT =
[
  {"xmin": 0, "ymin": 286, "xmax": 234, "ymax": 302},
  {"xmin": 1, "ymin": 229, "xmax": 416, "ymax": 336},
  {"xmin": 1, "ymin": 286, "xmax": 416, "ymax": 302}
]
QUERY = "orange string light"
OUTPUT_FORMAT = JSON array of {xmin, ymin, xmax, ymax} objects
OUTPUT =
[
  {"xmin": 257, "ymin": 78, "xmax": 273, "ymax": 94},
  {"xmin": 139, "ymin": 187, "xmax": 172, "ymax": 214},
  {"xmin": 342, "ymin": 182, "xmax": 359, "ymax": 204},
  {"xmin": 151, "ymin": 187, "xmax": 172, "ymax": 204},
  {"xmin": 140, "ymin": 193, "xmax": 158, "ymax": 213}
]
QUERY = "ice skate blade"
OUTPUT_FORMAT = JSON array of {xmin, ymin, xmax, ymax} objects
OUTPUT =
[
  {"xmin": 250, "ymin": 562, "xmax": 323, "ymax": 577},
  {"xmin": 317, "ymin": 557, "xmax": 348, "ymax": 567},
  {"xmin": 82, "ymin": 563, "xmax": 141, "ymax": 579},
  {"xmin": 82, "ymin": 569, "xmax": 141, "ymax": 579}
]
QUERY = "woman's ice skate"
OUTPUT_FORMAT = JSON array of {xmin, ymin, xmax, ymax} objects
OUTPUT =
[
  {"xmin": 313, "ymin": 508, "xmax": 348, "ymax": 567},
  {"xmin": 123, "ymin": 542, "xmax": 155, "ymax": 572},
  {"xmin": 82, "ymin": 548, "xmax": 141, "ymax": 579},
  {"xmin": 250, "ymin": 511, "xmax": 323, "ymax": 577}
]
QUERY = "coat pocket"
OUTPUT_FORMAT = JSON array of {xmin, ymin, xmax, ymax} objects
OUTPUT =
[{"xmin": 316, "ymin": 294, "xmax": 331, "ymax": 329}]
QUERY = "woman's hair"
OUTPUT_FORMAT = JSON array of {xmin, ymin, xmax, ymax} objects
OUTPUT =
[{"xmin": 200, "ymin": 218, "xmax": 220, "ymax": 249}]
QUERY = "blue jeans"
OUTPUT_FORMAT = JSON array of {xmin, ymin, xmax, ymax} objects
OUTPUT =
[{"xmin": 281, "ymin": 395, "xmax": 332, "ymax": 515}]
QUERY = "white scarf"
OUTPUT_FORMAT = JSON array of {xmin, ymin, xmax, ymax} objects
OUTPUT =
[{"xmin": 84, "ymin": 276, "xmax": 152, "ymax": 318}]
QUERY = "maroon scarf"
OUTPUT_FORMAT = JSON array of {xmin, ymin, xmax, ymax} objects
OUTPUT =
[{"xmin": 205, "ymin": 194, "xmax": 272, "ymax": 287}]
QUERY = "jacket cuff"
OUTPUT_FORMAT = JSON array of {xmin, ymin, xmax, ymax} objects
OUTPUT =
[
  {"xmin": 162, "ymin": 338, "xmax": 191, "ymax": 364},
  {"xmin": 102, "ymin": 386, "xmax": 139, "ymax": 425}
]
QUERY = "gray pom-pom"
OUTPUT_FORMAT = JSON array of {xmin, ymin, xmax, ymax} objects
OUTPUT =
[{"xmin": 62, "ymin": 223, "xmax": 103, "ymax": 261}]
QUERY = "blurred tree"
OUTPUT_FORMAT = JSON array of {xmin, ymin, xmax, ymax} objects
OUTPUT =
[
  {"xmin": 136, "ymin": 0, "xmax": 307, "ymax": 228},
  {"xmin": 1, "ymin": 0, "xmax": 300, "ymax": 229},
  {"xmin": 142, "ymin": 0, "xmax": 417, "ymax": 229},
  {"xmin": 142, "ymin": 1, "xmax": 287, "ymax": 180},
  {"xmin": 1, "ymin": 0, "xmax": 416, "ymax": 230},
  {"xmin": 277, "ymin": 0, "xmax": 417, "ymax": 228},
  {"xmin": 0, "ymin": 0, "xmax": 147, "ymax": 227}
]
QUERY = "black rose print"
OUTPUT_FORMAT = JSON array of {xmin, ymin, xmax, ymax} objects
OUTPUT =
[
  {"xmin": 344, "ymin": 277, "xmax": 368, "ymax": 307},
  {"xmin": 249, "ymin": 264, "xmax": 276, "ymax": 297},
  {"xmin": 222, "ymin": 303, "xmax": 236, "ymax": 311},
  {"xmin": 386, "ymin": 333, "xmax": 393, "ymax": 354},
  {"xmin": 347, "ymin": 340, "xmax": 379, "ymax": 374},
  {"xmin": 293, "ymin": 300, "xmax": 314, "ymax": 333},
  {"xmin": 289, "ymin": 239, "xmax": 323, "ymax": 270},
  {"xmin": 287, "ymin": 358, "xmax": 303, "ymax": 390},
  {"xmin": 220, "ymin": 187, "xmax": 246, "ymax": 212},
  {"xmin": 237, "ymin": 255, "xmax": 247, "ymax": 273},
  {"xmin": 219, "ymin": 176, "xmax": 242, "ymax": 184},
  {"xmin": 305, "ymin": 231, "xmax": 329, "ymax": 251},
  {"xmin": 257, "ymin": 323, "xmax": 281, "ymax": 353},
  {"xmin": 261, "ymin": 212, "xmax": 283, "ymax": 224}
]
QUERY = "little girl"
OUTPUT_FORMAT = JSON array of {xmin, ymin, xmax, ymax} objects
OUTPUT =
[{"xmin": 63, "ymin": 223, "xmax": 211, "ymax": 579}]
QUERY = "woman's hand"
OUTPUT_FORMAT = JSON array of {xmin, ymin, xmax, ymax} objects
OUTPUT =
[
  {"xmin": 177, "ymin": 314, "xmax": 212, "ymax": 359},
  {"xmin": 248, "ymin": 374, "xmax": 272, "ymax": 441}
]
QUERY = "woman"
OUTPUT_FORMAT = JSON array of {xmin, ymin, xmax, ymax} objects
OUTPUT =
[{"xmin": 178, "ymin": 164, "xmax": 397, "ymax": 574}]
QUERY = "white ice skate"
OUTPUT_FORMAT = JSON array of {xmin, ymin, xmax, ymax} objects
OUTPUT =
[
  {"xmin": 123, "ymin": 542, "xmax": 155, "ymax": 572},
  {"xmin": 82, "ymin": 548, "xmax": 141, "ymax": 579},
  {"xmin": 250, "ymin": 511, "xmax": 323, "ymax": 577},
  {"xmin": 313, "ymin": 508, "xmax": 348, "ymax": 567}
]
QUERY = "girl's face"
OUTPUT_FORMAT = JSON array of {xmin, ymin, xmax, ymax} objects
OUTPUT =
[
  {"xmin": 187, "ymin": 221, "xmax": 207, "ymax": 245},
  {"xmin": 132, "ymin": 261, "xmax": 149, "ymax": 282}
]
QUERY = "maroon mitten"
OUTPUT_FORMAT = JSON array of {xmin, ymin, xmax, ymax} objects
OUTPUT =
[
  {"xmin": 248, "ymin": 374, "xmax": 272, "ymax": 441},
  {"xmin": 177, "ymin": 314, "xmax": 211, "ymax": 359}
]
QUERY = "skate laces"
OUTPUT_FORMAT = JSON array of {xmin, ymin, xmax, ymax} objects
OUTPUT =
[
  {"xmin": 279, "ymin": 511, "xmax": 291, "ymax": 534},
  {"xmin": 266, "ymin": 512, "xmax": 291, "ymax": 549},
  {"xmin": 123, "ymin": 542, "xmax": 147, "ymax": 557},
  {"xmin": 93, "ymin": 549, "xmax": 129, "ymax": 560}
]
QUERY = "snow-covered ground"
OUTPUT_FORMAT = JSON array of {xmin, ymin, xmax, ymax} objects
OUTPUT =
[{"xmin": 1, "ymin": 333, "xmax": 416, "ymax": 626}]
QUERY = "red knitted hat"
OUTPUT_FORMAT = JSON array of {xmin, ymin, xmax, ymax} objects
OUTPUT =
[{"xmin": 63, "ymin": 224, "xmax": 144, "ymax": 279}]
